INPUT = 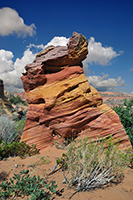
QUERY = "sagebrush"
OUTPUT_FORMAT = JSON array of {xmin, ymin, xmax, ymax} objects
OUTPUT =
[
  {"xmin": 0, "ymin": 116, "xmax": 18, "ymax": 144},
  {"xmin": 0, "ymin": 111, "xmax": 27, "ymax": 144},
  {"xmin": 61, "ymin": 137, "xmax": 132, "ymax": 199}
]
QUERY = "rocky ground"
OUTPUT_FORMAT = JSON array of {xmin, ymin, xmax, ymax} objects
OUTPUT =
[{"xmin": 0, "ymin": 145, "xmax": 132, "ymax": 200}]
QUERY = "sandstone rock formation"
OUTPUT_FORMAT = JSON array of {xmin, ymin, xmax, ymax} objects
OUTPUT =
[
  {"xmin": 0, "ymin": 79, "xmax": 14, "ymax": 116},
  {"xmin": 21, "ymin": 32, "xmax": 131, "ymax": 150}
]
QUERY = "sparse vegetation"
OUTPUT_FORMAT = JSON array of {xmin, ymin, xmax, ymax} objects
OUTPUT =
[
  {"xmin": 9, "ymin": 95, "xmax": 27, "ymax": 106},
  {"xmin": 14, "ymin": 118, "xmax": 26, "ymax": 140},
  {"xmin": 113, "ymin": 98, "xmax": 133, "ymax": 146},
  {"xmin": 0, "ymin": 141, "xmax": 39, "ymax": 160},
  {"xmin": 0, "ymin": 169, "xmax": 57, "ymax": 200},
  {"xmin": 0, "ymin": 115, "xmax": 26, "ymax": 144},
  {"xmin": 13, "ymin": 109, "xmax": 27, "ymax": 121},
  {"xmin": 0, "ymin": 110, "xmax": 39, "ymax": 160},
  {"xmin": 13, "ymin": 109, "xmax": 27, "ymax": 139},
  {"xmin": 0, "ymin": 116, "xmax": 18, "ymax": 144},
  {"xmin": 35, "ymin": 156, "xmax": 51, "ymax": 166},
  {"xmin": 60, "ymin": 137, "xmax": 132, "ymax": 199}
]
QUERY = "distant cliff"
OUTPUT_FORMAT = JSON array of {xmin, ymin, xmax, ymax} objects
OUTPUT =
[
  {"xmin": 0, "ymin": 79, "xmax": 14, "ymax": 116},
  {"xmin": 0, "ymin": 79, "xmax": 4, "ymax": 97}
]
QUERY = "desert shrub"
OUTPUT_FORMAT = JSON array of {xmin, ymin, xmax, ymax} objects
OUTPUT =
[
  {"xmin": 21, "ymin": 109, "xmax": 27, "ymax": 120},
  {"xmin": 9, "ymin": 95, "xmax": 27, "ymax": 106},
  {"xmin": 0, "ymin": 169, "xmax": 57, "ymax": 200},
  {"xmin": 15, "ymin": 119, "xmax": 25, "ymax": 139},
  {"xmin": 61, "ymin": 137, "xmax": 132, "ymax": 199},
  {"xmin": 113, "ymin": 98, "xmax": 133, "ymax": 146},
  {"xmin": 0, "ymin": 141, "xmax": 39, "ymax": 160},
  {"xmin": 13, "ymin": 110, "xmax": 27, "ymax": 139},
  {"xmin": 0, "ymin": 116, "xmax": 18, "ymax": 144},
  {"xmin": 0, "ymin": 112, "xmax": 26, "ymax": 144}
]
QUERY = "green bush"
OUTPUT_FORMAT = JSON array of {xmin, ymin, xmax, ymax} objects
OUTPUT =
[
  {"xmin": 0, "ymin": 169, "xmax": 57, "ymax": 200},
  {"xmin": 9, "ymin": 95, "xmax": 27, "ymax": 106},
  {"xmin": 61, "ymin": 137, "xmax": 132, "ymax": 199},
  {"xmin": 0, "ymin": 116, "xmax": 18, "ymax": 144},
  {"xmin": 15, "ymin": 119, "xmax": 25, "ymax": 139},
  {"xmin": 113, "ymin": 98, "xmax": 133, "ymax": 146},
  {"xmin": 0, "ymin": 141, "xmax": 39, "ymax": 160}
]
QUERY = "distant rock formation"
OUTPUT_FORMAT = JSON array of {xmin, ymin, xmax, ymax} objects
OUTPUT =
[
  {"xmin": 0, "ymin": 79, "xmax": 14, "ymax": 116},
  {"xmin": 0, "ymin": 79, "xmax": 4, "ymax": 97},
  {"xmin": 21, "ymin": 32, "xmax": 131, "ymax": 150},
  {"xmin": 100, "ymin": 92, "xmax": 133, "ymax": 107}
]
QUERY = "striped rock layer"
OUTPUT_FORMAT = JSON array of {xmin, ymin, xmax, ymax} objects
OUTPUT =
[{"xmin": 21, "ymin": 32, "xmax": 131, "ymax": 150}]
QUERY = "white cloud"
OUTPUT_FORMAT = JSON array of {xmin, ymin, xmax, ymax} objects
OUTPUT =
[
  {"xmin": 0, "ymin": 48, "xmax": 36, "ymax": 92},
  {"xmin": 45, "ymin": 36, "xmax": 69, "ymax": 47},
  {"xmin": 27, "ymin": 44, "xmax": 45, "ymax": 50},
  {"xmin": 26, "ymin": 37, "xmax": 68, "ymax": 55},
  {"xmin": 82, "ymin": 37, "xmax": 123, "ymax": 91},
  {"xmin": 83, "ymin": 37, "xmax": 120, "ymax": 67},
  {"xmin": 0, "ymin": 50, "xmax": 14, "ymax": 73},
  {"xmin": 14, "ymin": 49, "xmax": 35, "ymax": 74},
  {"xmin": 87, "ymin": 74, "xmax": 125, "ymax": 91},
  {"xmin": 0, "ymin": 7, "xmax": 36, "ymax": 37}
]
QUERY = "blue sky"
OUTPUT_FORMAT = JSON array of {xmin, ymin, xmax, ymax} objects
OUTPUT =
[{"xmin": 0, "ymin": 0, "xmax": 133, "ymax": 94}]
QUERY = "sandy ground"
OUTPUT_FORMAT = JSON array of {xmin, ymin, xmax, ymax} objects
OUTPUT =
[{"xmin": 0, "ymin": 145, "xmax": 133, "ymax": 200}]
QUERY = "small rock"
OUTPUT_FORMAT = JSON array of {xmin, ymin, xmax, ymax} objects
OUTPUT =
[
  {"xmin": 12, "ymin": 164, "xmax": 18, "ymax": 170},
  {"xmin": 14, "ymin": 164, "xmax": 18, "ymax": 168}
]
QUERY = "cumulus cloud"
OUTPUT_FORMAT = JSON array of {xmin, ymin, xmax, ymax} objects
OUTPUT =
[
  {"xmin": 26, "ymin": 37, "xmax": 68, "ymax": 55},
  {"xmin": 45, "ymin": 36, "xmax": 69, "ymax": 47},
  {"xmin": 87, "ymin": 74, "xmax": 125, "ymax": 91},
  {"xmin": 0, "ymin": 7, "xmax": 36, "ymax": 37},
  {"xmin": 0, "ymin": 48, "xmax": 36, "ymax": 92},
  {"xmin": 83, "ymin": 37, "xmax": 120, "ymax": 67},
  {"xmin": 0, "ymin": 50, "xmax": 14, "ymax": 73},
  {"xmin": 82, "ymin": 37, "xmax": 123, "ymax": 91}
]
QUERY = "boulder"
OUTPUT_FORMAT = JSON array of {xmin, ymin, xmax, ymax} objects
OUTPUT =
[{"xmin": 21, "ymin": 32, "xmax": 131, "ymax": 150}]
